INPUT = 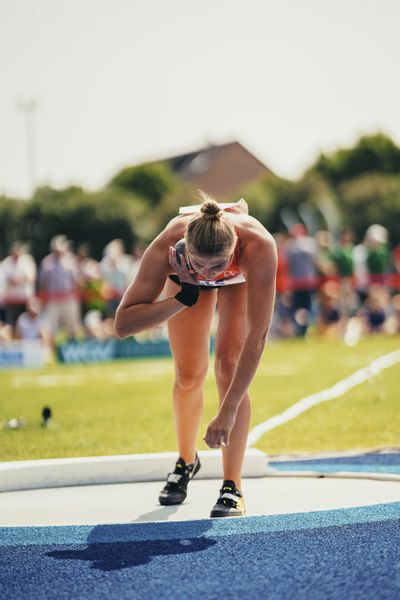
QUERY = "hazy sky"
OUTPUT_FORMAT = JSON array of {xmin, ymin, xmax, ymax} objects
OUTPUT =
[{"xmin": 1, "ymin": 0, "xmax": 399, "ymax": 197}]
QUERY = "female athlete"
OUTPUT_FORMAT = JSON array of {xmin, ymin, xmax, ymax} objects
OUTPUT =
[{"xmin": 114, "ymin": 194, "xmax": 277, "ymax": 517}]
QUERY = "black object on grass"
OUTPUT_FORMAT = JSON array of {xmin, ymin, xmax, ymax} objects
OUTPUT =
[{"xmin": 41, "ymin": 406, "xmax": 52, "ymax": 428}]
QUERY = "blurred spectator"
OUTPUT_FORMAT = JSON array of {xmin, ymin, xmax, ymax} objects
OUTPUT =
[
  {"xmin": 387, "ymin": 294, "xmax": 400, "ymax": 334},
  {"xmin": 1, "ymin": 219, "xmax": 398, "ymax": 348},
  {"xmin": 353, "ymin": 234, "xmax": 369, "ymax": 302},
  {"xmin": 365, "ymin": 224, "xmax": 390, "ymax": 285},
  {"xmin": 39, "ymin": 235, "xmax": 82, "ymax": 345},
  {"xmin": 329, "ymin": 228, "xmax": 355, "ymax": 281},
  {"xmin": 83, "ymin": 309, "xmax": 110, "ymax": 340},
  {"xmin": 284, "ymin": 224, "xmax": 317, "ymax": 337},
  {"xmin": 353, "ymin": 224, "xmax": 389, "ymax": 301},
  {"xmin": 315, "ymin": 230, "xmax": 335, "ymax": 281},
  {"xmin": 275, "ymin": 233, "xmax": 289, "ymax": 295},
  {"xmin": 15, "ymin": 296, "xmax": 50, "ymax": 343},
  {"xmin": 100, "ymin": 239, "xmax": 131, "ymax": 317},
  {"xmin": 273, "ymin": 233, "xmax": 293, "ymax": 338},
  {"xmin": 0, "ymin": 320, "xmax": 12, "ymax": 342},
  {"xmin": 361, "ymin": 285, "xmax": 390, "ymax": 333},
  {"xmin": 329, "ymin": 228, "xmax": 357, "ymax": 328},
  {"xmin": 392, "ymin": 244, "xmax": 400, "ymax": 292},
  {"xmin": 390, "ymin": 244, "xmax": 400, "ymax": 292},
  {"xmin": 317, "ymin": 280, "xmax": 341, "ymax": 337},
  {"xmin": 127, "ymin": 241, "xmax": 147, "ymax": 284},
  {"xmin": 82, "ymin": 259, "xmax": 107, "ymax": 315},
  {"xmin": 76, "ymin": 243, "xmax": 91, "ymax": 270},
  {"xmin": 392, "ymin": 245, "xmax": 400, "ymax": 272},
  {"xmin": 75, "ymin": 243, "xmax": 92, "ymax": 315},
  {"xmin": 1, "ymin": 241, "xmax": 36, "ymax": 335}
]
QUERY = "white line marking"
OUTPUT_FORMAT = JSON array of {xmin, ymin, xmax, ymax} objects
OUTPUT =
[
  {"xmin": 11, "ymin": 362, "xmax": 173, "ymax": 388},
  {"xmin": 38, "ymin": 375, "xmax": 83, "ymax": 387},
  {"xmin": 12, "ymin": 374, "xmax": 84, "ymax": 388},
  {"xmin": 247, "ymin": 349, "xmax": 400, "ymax": 448}
]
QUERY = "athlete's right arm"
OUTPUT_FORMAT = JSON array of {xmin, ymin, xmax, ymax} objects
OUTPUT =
[
  {"xmin": 113, "ymin": 238, "xmax": 183, "ymax": 338},
  {"xmin": 113, "ymin": 237, "xmax": 198, "ymax": 338}
]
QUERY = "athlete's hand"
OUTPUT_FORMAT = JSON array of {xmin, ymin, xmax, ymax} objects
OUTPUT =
[
  {"xmin": 204, "ymin": 408, "xmax": 236, "ymax": 449},
  {"xmin": 169, "ymin": 246, "xmax": 198, "ymax": 285}
]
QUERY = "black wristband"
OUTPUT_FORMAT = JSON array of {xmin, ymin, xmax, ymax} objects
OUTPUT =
[{"xmin": 175, "ymin": 281, "xmax": 200, "ymax": 307}]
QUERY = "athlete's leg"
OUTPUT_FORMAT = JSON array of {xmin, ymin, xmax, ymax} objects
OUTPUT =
[
  {"xmin": 214, "ymin": 283, "xmax": 249, "ymax": 491},
  {"xmin": 166, "ymin": 279, "xmax": 217, "ymax": 465}
]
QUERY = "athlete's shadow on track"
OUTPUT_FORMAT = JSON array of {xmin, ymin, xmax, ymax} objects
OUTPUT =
[
  {"xmin": 133, "ymin": 504, "xmax": 181, "ymax": 521},
  {"xmin": 47, "ymin": 520, "xmax": 217, "ymax": 571}
]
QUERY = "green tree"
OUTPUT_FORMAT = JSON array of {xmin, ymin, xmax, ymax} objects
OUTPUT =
[
  {"xmin": 17, "ymin": 186, "xmax": 140, "ymax": 261},
  {"xmin": 312, "ymin": 133, "xmax": 400, "ymax": 185},
  {"xmin": 109, "ymin": 162, "xmax": 177, "ymax": 207},
  {"xmin": 238, "ymin": 172, "xmax": 333, "ymax": 234},
  {"xmin": 339, "ymin": 174, "xmax": 400, "ymax": 244},
  {"xmin": 0, "ymin": 197, "xmax": 25, "ymax": 259}
]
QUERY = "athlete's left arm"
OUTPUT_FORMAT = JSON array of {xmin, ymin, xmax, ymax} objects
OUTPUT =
[{"xmin": 204, "ymin": 233, "xmax": 277, "ymax": 449}]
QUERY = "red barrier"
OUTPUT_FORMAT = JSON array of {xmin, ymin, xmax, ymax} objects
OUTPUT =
[
  {"xmin": 277, "ymin": 273, "xmax": 400, "ymax": 293},
  {"xmin": 1, "ymin": 274, "xmax": 400, "ymax": 306}
]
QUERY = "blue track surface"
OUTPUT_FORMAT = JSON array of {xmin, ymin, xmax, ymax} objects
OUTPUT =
[
  {"xmin": 1, "ymin": 502, "xmax": 400, "ymax": 600},
  {"xmin": 270, "ymin": 452, "xmax": 400, "ymax": 474}
]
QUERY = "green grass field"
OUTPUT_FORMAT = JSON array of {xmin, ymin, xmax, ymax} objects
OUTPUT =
[{"xmin": 1, "ymin": 334, "xmax": 399, "ymax": 461}]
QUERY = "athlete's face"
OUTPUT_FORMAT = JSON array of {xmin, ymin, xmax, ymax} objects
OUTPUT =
[{"xmin": 187, "ymin": 249, "xmax": 233, "ymax": 279}]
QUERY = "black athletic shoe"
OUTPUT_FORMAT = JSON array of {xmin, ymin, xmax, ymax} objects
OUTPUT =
[
  {"xmin": 158, "ymin": 453, "xmax": 201, "ymax": 506},
  {"xmin": 210, "ymin": 480, "xmax": 246, "ymax": 518}
]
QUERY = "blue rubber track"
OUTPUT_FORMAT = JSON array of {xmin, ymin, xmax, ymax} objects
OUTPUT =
[
  {"xmin": 270, "ymin": 452, "xmax": 400, "ymax": 474},
  {"xmin": 1, "ymin": 502, "xmax": 400, "ymax": 600}
]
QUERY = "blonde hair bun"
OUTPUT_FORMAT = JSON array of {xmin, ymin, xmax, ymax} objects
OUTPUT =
[
  {"xmin": 186, "ymin": 190, "xmax": 236, "ymax": 256},
  {"xmin": 200, "ymin": 199, "xmax": 223, "ymax": 219}
]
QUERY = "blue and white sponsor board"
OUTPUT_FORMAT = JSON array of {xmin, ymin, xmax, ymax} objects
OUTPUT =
[
  {"xmin": 57, "ymin": 338, "xmax": 172, "ymax": 364},
  {"xmin": 0, "ymin": 340, "xmax": 45, "ymax": 369},
  {"xmin": 57, "ymin": 337, "xmax": 215, "ymax": 364}
]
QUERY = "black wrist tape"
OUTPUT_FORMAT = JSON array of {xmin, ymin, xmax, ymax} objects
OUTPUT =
[{"xmin": 175, "ymin": 282, "xmax": 199, "ymax": 307}]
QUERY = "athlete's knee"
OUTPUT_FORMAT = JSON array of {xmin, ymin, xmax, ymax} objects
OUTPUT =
[
  {"xmin": 214, "ymin": 350, "xmax": 240, "ymax": 383},
  {"xmin": 174, "ymin": 363, "xmax": 208, "ymax": 391}
]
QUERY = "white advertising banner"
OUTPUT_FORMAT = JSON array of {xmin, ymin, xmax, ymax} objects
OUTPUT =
[{"xmin": 0, "ymin": 340, "xmax": 45, "ymax": 369}]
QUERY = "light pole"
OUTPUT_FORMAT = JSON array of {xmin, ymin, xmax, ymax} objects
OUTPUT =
[{"xmin": 16, "ymin": 98, "xmax": 37, "ymax": 197}]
